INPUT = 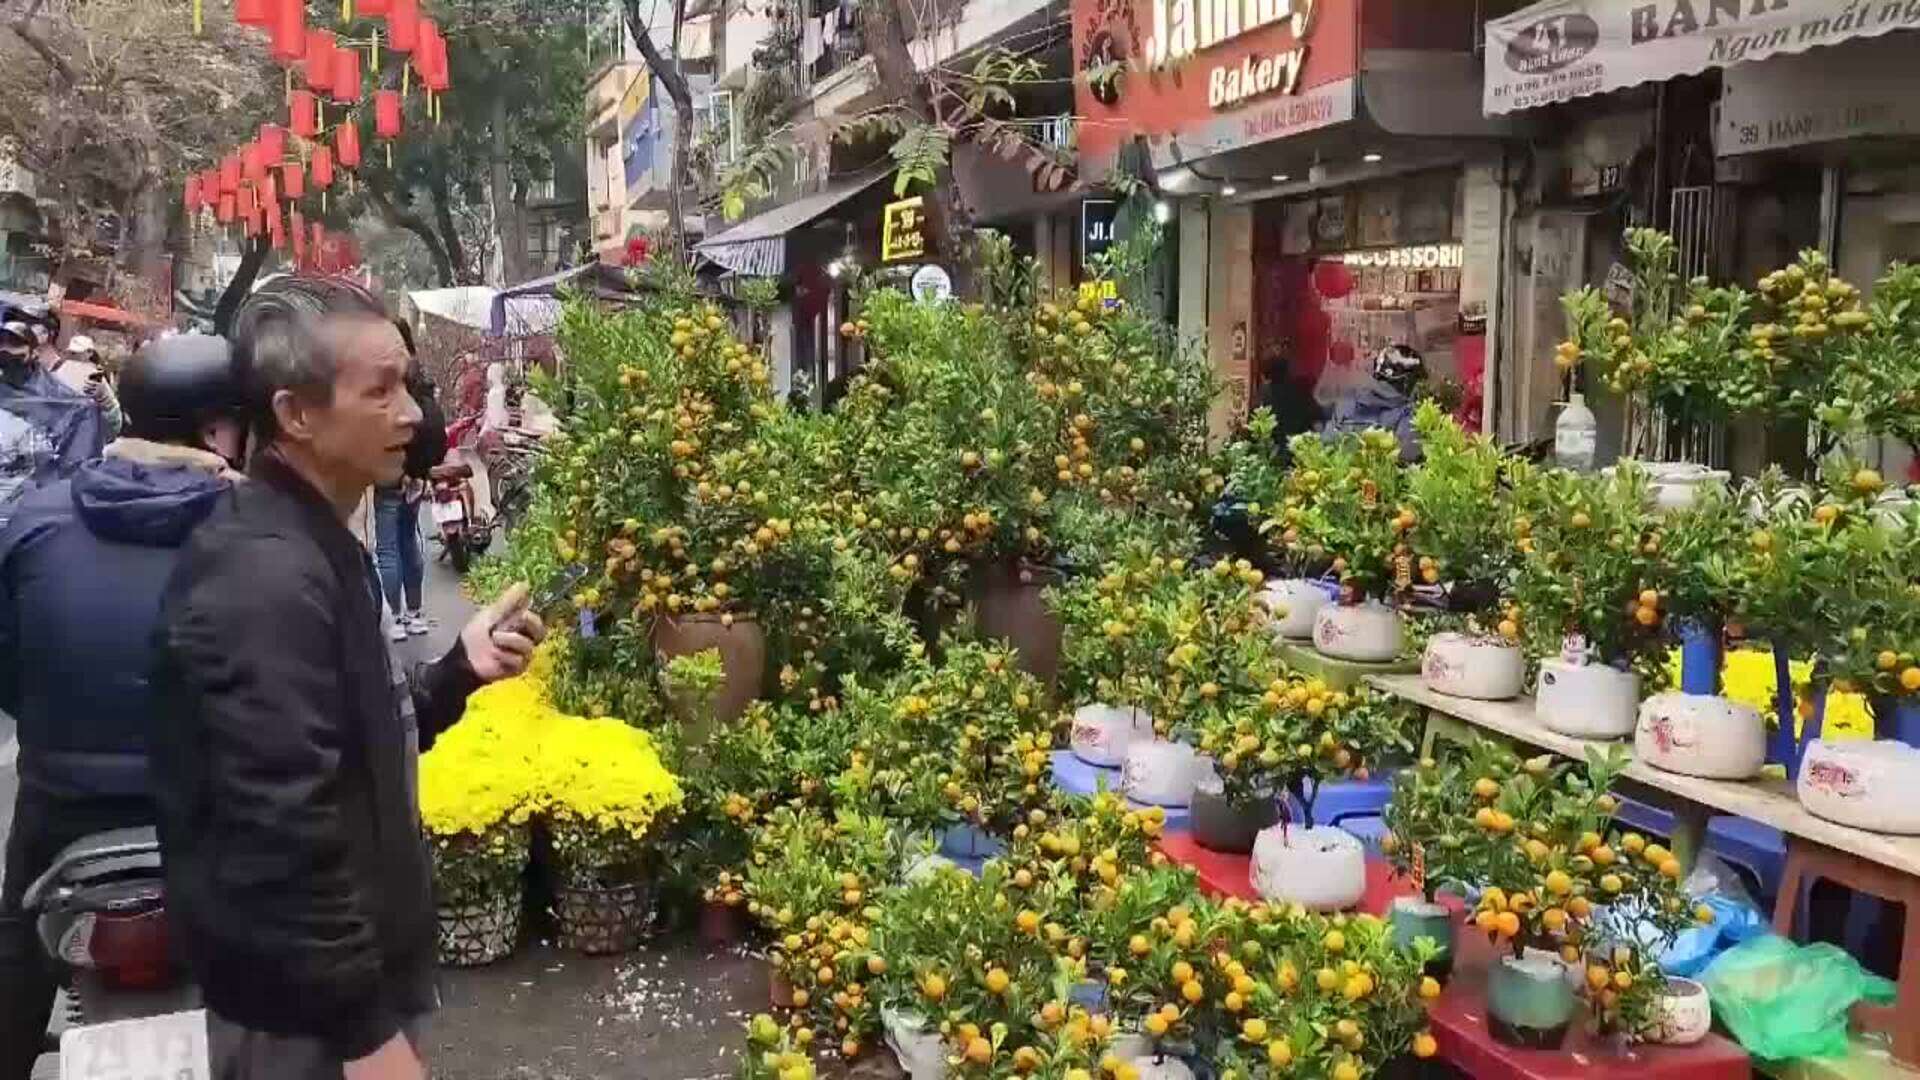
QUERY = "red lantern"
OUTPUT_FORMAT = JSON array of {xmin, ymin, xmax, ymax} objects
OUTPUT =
[
  {"xmin": 418, "ymin": 19, "xmax": 449, "ymax": 92},
  {"xmin": 358, "ymin": 0, "xmax": 392, "ymax": 13},
  {"xmin": 290, "ymin": 90, "xmax": 318, "ymax": 139},
  {"xmin": 283, "ymin": 161, "xmax": 306, "ymax": 199},
  {"xmin": 238, "ymin": 184, "xmax": 257, "ymax": 218},
  {"xmin": 386, "ymin": 0, "xmax": 419, "ymax": 52},
  {"xmin": 236, "ymin": 0, "xmax": 270, "ymax": 26},
  {"xmin": 183, "ymin": 176, "xmax": 200, "ymax": 213},
  {"xmin": 310, "ymin": 145, "xmax": 334, "ymax": 189},
  {"xmin": 332, "ymin": 45, "xmax": 362, "ymax": 104},
  {"xmin": 335, "ymin": 122, "xmax": 362, "ymax": 168},
  {"xmin": 259, "ymin": 123, "xmax": 286, "ymax": 164},
  {"xmin": 266, "ymin": 196, "xmax": 284, "ymax": 235},
  {"xmin": 261, "ymin": 171, "xmax": 279, "ymax": 208},
  {"xmin": 216, "ymin": 193, "xmax": 236, "ymax": 223},
  {"xmin": 270, "ymin": 0, "xmax": 305, "ymax": 66},
  {"xmin": 303, "ymin": 29, "xmax": 336, "ymax": 89},
  {"xmin": 374, "ymin": 90, "xmax": 403, "ymax": 140},
  {"xmin": 312, "ymin": 220, "xmax": 325, "ymax": 257},
  {"xmin": 219, "ymin": 155, "xmax": 240, "ymax": 194},
  {"xmin": 200, "ymin": 170, "xmax": 221, "ymax": 206},
  {"xmin": 1312, "ymin": 260, "xmax": 1355, "ymax": 300},
  {"xmin": 242, "ymin": 142, "xmax": 266, "ymax": 185}
]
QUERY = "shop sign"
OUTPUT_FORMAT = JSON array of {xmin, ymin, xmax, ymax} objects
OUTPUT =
[
  {"xmin": 1081, "ymin": 199, "xmax": 1119, "ymax": 267},
  {"xmin": 881, "ymin": 197, "xmax": 927, "ymax": 262},
  {"xmin": 1341, "ymin": 244, "xmax": 1465, "ymax": 270},
  {"xmin": 1718, "ymin": 32, "xmax": 1920, "ymax": 154},
  {"xmin": 910, "ymin": 264, "xmax": 953, "ymax": 303},
  {"xmin": 1078, "ymin": 279, "xmax": 1121, "ymax": 306},
  {"xmin": 1486, "ymin": 0, "xmax": 1920, "ymax": 116}
]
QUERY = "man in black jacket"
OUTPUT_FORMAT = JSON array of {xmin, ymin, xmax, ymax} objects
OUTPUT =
[{"xmin": 152, "ymin": 277, "xmax": 543, "ymax": 1080}]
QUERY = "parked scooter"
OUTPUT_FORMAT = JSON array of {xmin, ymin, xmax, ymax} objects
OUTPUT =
[
  {"xmin": 429, "ymin": 461, "xmax": 492, "ymax": 572},
  {"xmin": 24, "ymin": 827, "xmax": 203, "ymax": 1079}
]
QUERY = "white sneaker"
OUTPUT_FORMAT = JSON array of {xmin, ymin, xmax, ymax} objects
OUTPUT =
[
  {"xmin": 406, "ymin": 612, "xmax": 433, "ymax": 636},
  {"xmin": 388, "ymin": 620, "xmax": 410, "ymax": 643}
]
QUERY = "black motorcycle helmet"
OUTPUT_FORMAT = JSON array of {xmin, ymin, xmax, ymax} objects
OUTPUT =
[{"xmin": 119, "ymin": 333, "xmax": 244, "ymax": 446}]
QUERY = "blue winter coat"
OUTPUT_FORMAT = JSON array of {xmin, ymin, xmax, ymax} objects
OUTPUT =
[
  {"xmin": 1323, "ymin": 380, "xmax": 1421, "ymax": 462},
  {"xmin": 0, "ymin": 442, "xmax": 233, "ymax": 801}
]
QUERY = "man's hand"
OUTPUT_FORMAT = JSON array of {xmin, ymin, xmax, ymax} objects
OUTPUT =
[
  {"xmin": 344, "ymin": 1033, "xmax": 425, "ymax": 1080},
  {"xmin": 462, "ymin": 581, "xmax": 546, "ymax": 684}
]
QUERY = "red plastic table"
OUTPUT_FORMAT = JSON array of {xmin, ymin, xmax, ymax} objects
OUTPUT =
[{"xmin": 1157, "ymin": 833, "xmax": 1752, "ymax": 1080}]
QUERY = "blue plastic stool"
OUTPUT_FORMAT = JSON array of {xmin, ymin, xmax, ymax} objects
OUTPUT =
[
  {"xmin": 1282, "ymin": 775, "xmax": 1394, "ymax": 829},
  {"xmin": 1048, "ymin": 750, "xmax": 1191, "ymax": 831},
  {"xmin": 1613, "ymin": 799, "xmax": 1785, "ymax": 902}
]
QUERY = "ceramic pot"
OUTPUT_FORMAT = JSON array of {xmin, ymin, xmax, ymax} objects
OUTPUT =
[
  {"xmin": 1642, "ymin": 462, "xmax": 1731, "ymax": 514},
  {"xmin": 1313, "ymin": 601, "xmax": 1404, "ymax": 662},
  {"xmin": 1251, "ymin": 825, "xmax": 1366, "ymax": 911},
  {"xmin": 652, "ymin": 613, "xmax": 768, "ymax": 739},
  {"xmin": 973, "ymin": 560, "xmax": 1064, "ymax": 685},
  {"xmin": 1486, "ymin": 953, "xmax": 1575, "ymax": 1050},
  {"xmin": 1536, "ymin": 658, "xmax": 1640, "ymax": 739},
  {"xmin": 882, "ymin": 1007, "xmax": 947, "ymax": 1080},
  {"xmin": 1189, "ymin": 787, "xmax": 1282, "ymax": 854},
  {"xmin": 1261, "ymin": 578, "xmax": 1329, "ymax": 640},
  {"xmin": 1422, "ymin": 632, "xmax": 1525, "ymax": 700},
  {"xmin": 1635, "ymin": 692, "xmax": 1768, "ymax": 780},
  {"xmin": 1797, "ymin": 739, "xmax": 1920, "ymax": 834},
  {"xmin": 1387, "ymin": 896, "xmax": 1455, "ymax": 979},
  {"xmin": 1649, "ymin": 977, "xmax": 1713, "ymax": 1046},
  {"xmin": 1121, "ymin": 741, "xmax": 1206, "ymax": 808},
  {"xmin": 1071, "ymin": 704, "xmax": 1156, "ymax": 767}
]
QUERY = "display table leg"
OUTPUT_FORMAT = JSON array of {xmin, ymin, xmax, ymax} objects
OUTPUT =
[{"xmin": 1419, "ymin": 710, "xmax": 1480, "ymax": 760}]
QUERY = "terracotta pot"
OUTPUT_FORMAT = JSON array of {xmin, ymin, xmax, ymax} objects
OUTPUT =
[
  {"xmin": 1251, "ymin": 825, "xmax": 1366, "ymax": 911},
  {"xmin": 1536, "ymin": 658, "xmax": 1639, "ymax": 739},
  {"xmin": 1422, "ymin": 632, "xmax": 1525, "ymax": 700},
  {"xmin": 1312, "ymin": 601, "xmax": 1404, "ymax": 662},
  {"xmin": 652, "ymin": 612, "xmax": 768, "ymax": 739},
  {"xmin": 1635, "ymin": 692, "xmax": 1767, "ymax": 780},
  {"xmin": 697, "ymin": 899, "xmax": 749, "ymax": 945},
  {"xmin": 1486, "ymin": 952, "xmax": 1574, "ymax": 1049},
  {"xmin": 1189, "ymin": 787, "xmax": 1282, "ymax": 854},
  {"xmin": 769, "ymin": 962, "xmax": 796, "ymax": 1008},
  {"xmin": 972, "ymin": 560, "xmax": 1063, "ymax": 685},
  {"xmin": 1650, "ymin": 977, "xmax": 1712, "ymax": 1046},
  {"xmin": 1798, "ymin": 738, "xmax": 1920, "ymax": 834}
]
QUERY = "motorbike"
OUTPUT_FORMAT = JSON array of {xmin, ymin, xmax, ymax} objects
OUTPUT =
[
  {"xmin": 428, "ymin": 462, "xmax": 492, "ymax": 573},
  {"xmin": 24, "ymin": 827, "xmax": 204, "ymax": 1079}
]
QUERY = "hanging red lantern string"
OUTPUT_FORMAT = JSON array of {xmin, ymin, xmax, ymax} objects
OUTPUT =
[
  {"xmin": 335, "ymin": 121, "xmax": 362, "ymax": 168},
  {"xmin": 283, "ymin": 160, "xmax": 306, "ymax": 199},
  {"xmin": 303, "ymin": 28, "xmax": 337, "ymax": 90},
  {"xmin": 236, "ymin": 0, "xmax": 270, "ymax": 27},
  {"xmin": 310, "ymin": 144, "xmax": 334, "ymax": 189},
  {"xmin": 387, "ymin": 0, "xmax": 419, "ymax": 52},
  {"xmin": 332, "ymin": 44, "xmax": 362, "ymax": 103},
  {"xmin": 270, "ymin": 0, "xmax": 306, "ymax": 66},
  {"xmin": 374, "ymin": 89, "xmax": 402, "ymax": 140},
  {"xmin": 216, "ymin": 192, "xmax": 237, "ymax": 223},
  {"xmin": 258, "ymin": 123, "xmax": 286, "ymax": 165},
  {"xmin": 290, "ymin": 90, "xmax": 318, "ymax": 138}
]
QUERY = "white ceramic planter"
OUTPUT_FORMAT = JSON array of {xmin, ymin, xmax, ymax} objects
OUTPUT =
[
  {"xmin": 1422, "ymin": 633, "xmax": 1526, "ymax": 700},
  {"xmin": 1634, "ymin": 693, "xmax": 1768, "ymax": 780},
  {"xmin": 1798, "ymin": 739, "xmax": 1920, "ymax": 835},
  {"xmin": 1251, "ymin": 825, "xmax": 1367, "ymax": 911},
  {"xmin": 1121, "ymin": 741, "xmax": 1206, "ymax": 808},
  {"xmin": 1649, "ymin": 978, "xmax": 1713, "ymax": 1046},
  {"xmin": 1071, "ymin": 704, "xmax": 1156, "ymax": 767},
  {"xmin": 1536, "ymin": 658, "xmax": 1641, "ymax": 739},
  {"xmin": 1313, "ymin": 601, "xmax": 1404, "ymax": 662},
  {"xmin": 882, "ymin": 1008, "xmax": 947, "ymax": 1080},
  {"xmin": 1261, "ymin": 579, "xmax": 1328, "ymax": 640},
  {"xmin": 1642, "ymin": 462, "xmax": 1730, "ymax": 514}
]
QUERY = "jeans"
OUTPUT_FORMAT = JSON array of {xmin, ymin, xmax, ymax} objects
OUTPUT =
[
  {"xmin": 0, "ymin": 791, "xmax": 154, "ymax": 1080},
  {"xmin": 374, "ymin": 485, "xmax": 424, "ymax": 615}
]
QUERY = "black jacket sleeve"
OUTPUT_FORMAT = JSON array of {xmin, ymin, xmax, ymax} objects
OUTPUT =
[
  {"xmin": 410, "ymin": 638, "xmax": 482, "ymax": 752},
  {"xmin": 159, "ymin": 536, "xmax": 398, "ymax": 1060}
]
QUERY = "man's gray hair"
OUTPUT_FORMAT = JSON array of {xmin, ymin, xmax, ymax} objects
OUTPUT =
[{"xmin": 228, "ymin": 275, "xmax": 389, "ymax": 440}]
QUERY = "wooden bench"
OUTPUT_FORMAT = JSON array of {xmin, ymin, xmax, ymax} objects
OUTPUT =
[{"xmin": 1370, "ymin": 674, "xmax": 1920, "ymax": 1070}]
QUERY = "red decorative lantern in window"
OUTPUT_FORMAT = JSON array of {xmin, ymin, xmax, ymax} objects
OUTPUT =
[
  {"xmin": 332, "ymin": 44, "xmax": 362, "ymax": 104},
  {"xmin": 283, "ymin": 161, "xmax": 305, "ymax": 199},
  {"xmin": 303, "ymin": 29, "xmax": 336, "ymax": 90},
  {"xmin": 386, "ymin": 0, "xmax": 419, "ymax": 52},
  {"xmin": 258, "ymin": 123, "xmax": 285, "ymax": 164},
  {"xmin": 270, "ymin": 0, "xmax": 305, "ymax": 66},
  {"xmin": 200, "ymin": 170, "xmax": 221, "ymax": 205},
  {"xmin": 236, "ymin": 0, "xmax": 269, "ymax": 27},
  {"xmin": 216, "ymin": 193, "xmax": 236, "ymax": 223},
  {"xmin": 290, "ymin": 90, "xmax": 318, "ymax": 139},
  {"xmin": 310, "ymin": 145, "xmax": 333, "ymax": 189},
  {"xmin": 374, "ymin": 90, "xmax": 402, "ymax": 140},
  {"xmin": 335, "ymin": 122, "xmax": 362, "ymax": 168}
]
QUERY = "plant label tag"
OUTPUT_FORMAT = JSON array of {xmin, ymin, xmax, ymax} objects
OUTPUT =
[
  {"xmin": 1361, "ymin": 480, "xmax": 1378, "ymax": 509},
  {"xmin": 1394, "ymin": 554, "xmax": 1412, "ymax": 590},
  {"xmin": 1561, "ymin": 633, "xmax": 1588, "ymax": 666}
]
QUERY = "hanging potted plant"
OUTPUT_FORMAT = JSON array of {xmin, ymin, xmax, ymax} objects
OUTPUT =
[
  {"xmin": 1508, "ymin": 462, "xmax": 1667, "ymax": 738},
  {"xmin": 1405, "ymin": 402, "xmax": 1523, "ymax": 699},
  {"xmin": 1291, "ymin": 428, "xmax": 1410, "ymax": 663}
]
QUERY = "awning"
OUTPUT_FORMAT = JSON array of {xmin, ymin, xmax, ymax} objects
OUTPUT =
[
  {"xmin": 408, "ymin": 286, "xmax": 498, "ymax": 332},
  {"xmin": 694, "ymin": 169, "xmax": 891, "ymax": 277},
  {"xmin": 1485, "ymin": 0, "xmax": 1920, "ymax": 117}
]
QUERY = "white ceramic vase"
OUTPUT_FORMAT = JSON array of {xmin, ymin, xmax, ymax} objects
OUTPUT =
[
  {"xmin": 1251, "ymin": 825, "xmax": 1367, "ymax": 911},
  {"xmin": 1649, "ymin": 978, "xmax": 1713, "ymax": 1046},
  {"xmin": 1070, "ymin": 704, "xmax": 1155, "ymax": 767},
  {"xmin": 1536, "ymin": 658, "xmax": 1640, "ymax": 739},
  {"xmin": 1121, "ymin": 741, "xmax": 1206, "ymax": 808},
  {"xmin": 1261, "ymin": 579, "xmax": 1328, "ymax": 640},
  {"xmin": 1312, "ymin": 601, "xmax": 1404, "ymax": 662},
  {"xmin": 1422, "ymin": 632, "xmax": 1526, "ymax": 700},
  {"xmin": 1634, "ymin": 692, "xmax": 1768, "ymax": 780},
  {"xmin": 1797, "ymin": 739, "xmax": 1920, "ymax": 834}
]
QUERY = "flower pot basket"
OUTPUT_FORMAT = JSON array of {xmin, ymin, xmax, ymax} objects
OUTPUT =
[
  {"xmin": 553, "ymin": 879, "xmax": 653, "ymax": 955},
  {"xmin": 652, "ymin": 612, "xmax": 768, "ymax": 737},
  {"xmin": 1797, "ymin": 738, "xmax": 1920, "ymax": 834},
  {"xmin": 971, "ymin": 560, "xmax": 1063, "ymax": 685},
  {"xmin": 436, "ymin": 887, "xmax": 523, "ymax": 968},
  {"xmin": 1486, "ymin": 952, "xmax": 1576, "ymax": 1049},
  {"xmin": 1260, "ymin": 578, "xmax": 1330, "ymax": 640},
  {"xmin": 1189, "ymin": 787, "xmax": 1282, "ymax": 854}
]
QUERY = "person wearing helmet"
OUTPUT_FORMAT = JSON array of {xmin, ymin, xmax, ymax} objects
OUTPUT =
[
  {"xmin": 1322, "ymin": 343, "xmax": 1427, "ymax": 462},
  {"xmin": 0, "ymin": 334, "xmax": 244, "ymax": 1080},
  {"xmin": 50, "ymin": 333, "xmax": 124, "ymax": 437},
  {"xmin": 0, "ymin": 304, "xmax": 106, "ymax": 529}
]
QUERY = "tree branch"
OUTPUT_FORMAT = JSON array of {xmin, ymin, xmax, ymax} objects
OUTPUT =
[
  {"xmin": 428, "ymin": 171, "xmax": 471, "ymax": 284},
  {"xmin": 9, "ymin": 0, "xmax": 77, "ymax": 87},
  {"xmin": 365, "ymin": 175, "xmax": 456, "ymax": 287}
]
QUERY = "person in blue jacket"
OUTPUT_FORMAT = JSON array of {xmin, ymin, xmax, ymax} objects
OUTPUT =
[
  {"xmin": 0, "ymin": 334, "xmax": 246, "ymax": 1080},
  {"xmin": 1323, "ymin": 343, "xmax": 1427, "ymax": 462}
]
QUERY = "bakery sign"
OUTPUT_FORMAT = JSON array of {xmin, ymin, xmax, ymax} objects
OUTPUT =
[{"xmin": 1141, "ymin": 0, "xmax": 1320, "ymax": 109}]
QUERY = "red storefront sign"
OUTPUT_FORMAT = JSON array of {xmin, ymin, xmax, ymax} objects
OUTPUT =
[{"xmin": 1072, "ymin": 0, "xmax": 1361, "ymax": 171}]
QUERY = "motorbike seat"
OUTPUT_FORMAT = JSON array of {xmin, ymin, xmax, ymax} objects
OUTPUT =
[
  {"xmin": 22, "ymin": 827, "xmax": 161, "ymax": 910},
  {"xmin": 431, "ymin": 462, "xmax": 474, "ymax": 481}
]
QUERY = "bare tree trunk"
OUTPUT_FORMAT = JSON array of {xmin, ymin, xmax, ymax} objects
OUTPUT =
[
  {"xmin": 623, "ymin": 0, "xmax": 694, "ymax": 260},
  {"xmin": 427, "ymin": 172, "xmax": 471, "ymax": 284},
  {"xmin": 491, "ymin": 93, "xmax": 530, "ymax": 284},
  {"xmin": 213, "ymin": 236, "xmax": 270, "ymax": 335},
  {"xmin": 366, "ymin": 175, "xmax": 456, "ymax": 286}
]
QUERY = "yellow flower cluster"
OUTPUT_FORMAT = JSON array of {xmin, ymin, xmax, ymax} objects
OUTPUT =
[
  {"xmin": 1667, "ymin": 648, "xmax": 1870, "ymax": 739},
  {"xmin": 527, "ymin": 714, "xmax": 684, "ymax": 840}
]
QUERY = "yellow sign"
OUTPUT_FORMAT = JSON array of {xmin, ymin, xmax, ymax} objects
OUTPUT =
[
  {"xmin": 1077, "ymin": 279, "xmax": 1119, "ymax": 304},
  {"xmin": 881, "ymin": 197, "xmax": 927, "ymax": 263}
]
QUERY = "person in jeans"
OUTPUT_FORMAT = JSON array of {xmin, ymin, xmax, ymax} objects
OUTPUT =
[
  {"xmin": 152, "ymin": 277, "xmax": 542, "ymax": 1079},
  {"xmin": 375, "ymin": 321, "xmax": 445, "ymax": 641}
]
